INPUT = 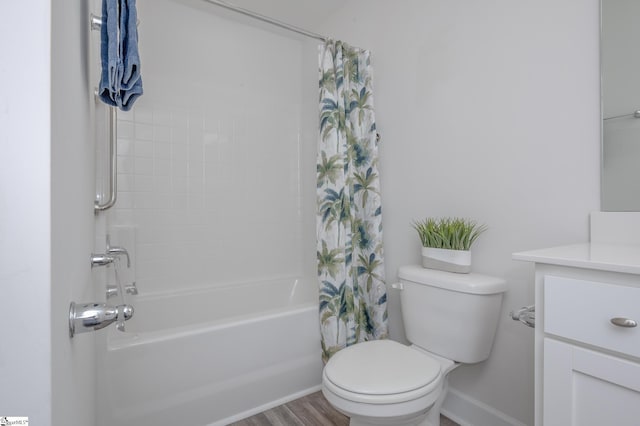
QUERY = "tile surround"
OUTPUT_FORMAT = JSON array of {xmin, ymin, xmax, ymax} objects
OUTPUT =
[{"xmin": 107, "ymin": 23, "xmax": 317, "ymax": 293}]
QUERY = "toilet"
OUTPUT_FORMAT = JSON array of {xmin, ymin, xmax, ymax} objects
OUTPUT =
[{"xmin": 322, "ymin": 265, "xmax": 507, "ymax": 426}]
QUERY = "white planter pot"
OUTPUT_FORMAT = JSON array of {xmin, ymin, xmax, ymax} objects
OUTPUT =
[{"xmin": 421, "ymin": 247, "xmax": 471, "ymax": 274}]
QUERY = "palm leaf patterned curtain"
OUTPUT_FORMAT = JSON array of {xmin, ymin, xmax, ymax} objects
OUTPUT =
[{"xmin": 317, "ymin": 40, "xmax": 388, "ymax": 362}]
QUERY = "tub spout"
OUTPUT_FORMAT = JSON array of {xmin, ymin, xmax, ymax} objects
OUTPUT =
[{"xmin": 69, "ymin": 302, "xmax": 134, "ymax": 337}]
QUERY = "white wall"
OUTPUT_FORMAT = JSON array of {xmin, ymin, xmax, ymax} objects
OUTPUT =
[
  {"xmin": 51, "ymin": 1, "xmax": 98, "ymax": 425},
  {"xmin": 317, "ymin": 1, "xmax": 601, "ymax": 425},
  {"xmin": 106, "ymin": 0, "xmax": 318, "ymax": 294},
  {"xmin": 0, "ymin": 2, "xmax": 53, "ymax": 424},
  {"xmin": 0, "ymin": 2, "xmax": 97, "ymax": 425}
]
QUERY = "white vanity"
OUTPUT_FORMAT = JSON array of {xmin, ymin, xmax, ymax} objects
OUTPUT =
[{"xmin": 513, "ymin": 213, "xmax": 640, "ymax": 426}]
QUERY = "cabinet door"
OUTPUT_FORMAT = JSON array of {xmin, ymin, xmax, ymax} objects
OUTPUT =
[
  {"xmin": 545, "ymin": 275, "xmax": 640, "ymax": 358},
  {"xmin": 543, "ymin": 338, "xmax": 640, "ymax": 426}
]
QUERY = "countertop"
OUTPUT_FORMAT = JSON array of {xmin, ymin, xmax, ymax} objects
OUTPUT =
[{"xmin": 513, "ymin": 243, "xmax": 640, "ymax": 275}]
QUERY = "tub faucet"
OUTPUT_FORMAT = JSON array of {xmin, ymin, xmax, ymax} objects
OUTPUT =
[
  {"xmin": 91, "ymin": 253, "xmax": 116, "ymax": 267},
  {"xmin": 106, "ymin": 282, "xmax": 138, "ymax": 299},
  {"xmin": 106, "ymin": 236, "xmax": 131, "ymax": 268},
  {"xmin": 125, "ymin": 282, "xmax": 139, "ymax": 295},
  {"xmin": 106, "ymin": 285, "xmax": 119, "ymax": 299},
  {"xmin": 69, "ymin": 302, "xmax": 134, "ymax": 337}
]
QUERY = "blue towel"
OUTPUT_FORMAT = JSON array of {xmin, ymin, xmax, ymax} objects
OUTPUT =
[
  {"xmin": 98, "ymin": 0, "xmax": 143, "ymax": 111},
  {"xmin": 98, "ymin": 0, "xmax": 119, "ymax": 107},
  {"xmin": 120, "ymin": 0, "xmax": 141, "ymax": 90},
  {"xmin": 119, "ymin": 77, "xmax": 143, "ymax": 111},
  {"xmin": 118, "ymin": 0, "xmax": 143, "ymax": 111}
]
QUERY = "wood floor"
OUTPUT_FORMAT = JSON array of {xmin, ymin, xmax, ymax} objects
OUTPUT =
[{"xmin": 229, "ymin": 391, "xmax": 460, "ymax": 426}]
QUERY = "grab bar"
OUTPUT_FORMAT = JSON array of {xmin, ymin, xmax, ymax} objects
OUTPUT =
[
  {"xmin": 90, "ymin": 13, "xmax": 102, "ymax": 31},
  {"xmin": 90, "ymin": 13, "xmax": 139, "ymax": 30},
  {"xmin": 95, "ymin": 103, "xmax": 118, "ymax": 212},
  {"xmin": 91, "ymin": 14, "xmax": 117, "ymax": 212}
]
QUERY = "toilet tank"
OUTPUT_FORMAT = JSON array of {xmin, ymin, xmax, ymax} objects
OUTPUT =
[{"xmin": 398, "ymin": 265, "xmax": 507, "ymax": 364}]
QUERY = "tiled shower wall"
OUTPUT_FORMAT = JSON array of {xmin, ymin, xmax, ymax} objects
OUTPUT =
[{"xmin": 106, "ymin": 0, "xmax": 317, "ymax": 294}]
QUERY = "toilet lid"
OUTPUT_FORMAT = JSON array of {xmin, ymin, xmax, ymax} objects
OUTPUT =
[{"xmin": 324, "ymin": 340, "xmax": 441, "ymax": 396}]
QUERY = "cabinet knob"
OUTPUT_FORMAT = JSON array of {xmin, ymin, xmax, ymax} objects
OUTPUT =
[{"xmin": 610, "ymin": 317, "xmax": 637, "ymax": 328}]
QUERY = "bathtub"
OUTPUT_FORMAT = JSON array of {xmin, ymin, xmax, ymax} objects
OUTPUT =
[{"xmin": 96, "ymin": 277, "xmax": 323, "ymax": 426}]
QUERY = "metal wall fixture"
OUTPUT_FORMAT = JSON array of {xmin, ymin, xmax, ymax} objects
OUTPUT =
[
  {"xmin": 90, "ymin": 253, "xmax": 116, "ymax": 268},
  {"xmin": 91, "ymin": 237, "xmax": 132, "ymax": 268},
  {"xmin": 603, "ymin": 110, "xmax": 640, "ymax": 120},
  {"xmin": 510, "ymin": 305, "xmax": 535, "ymax": 328},
  {"xmin": 104, "ymin": 236, "xmax": 139, "ymax": 297},
  {"xmin": 94, "ymin": 91, "xmax": 118, "ymax": 212},
  {"xmin": 201, "ymin": 0, "xmax": 328, "ymax": 42},
  {"xmin": 106, "ymin": 235, "xmax": 130, "ymax": 267},
  {"xmin": 69, "ymin": 302, "xmax": 134, "ymax": 337},
  {"xmin": 610, "ymin": 317, "xmax": 637, "ymax": 328},
  {"xmin": 106, "ymin": 282, "xmax": 139, "ymax": 299},
  {"xmin": 91, "ymin": 14, "xmax": 118, "ymax": 213},
  {"xmin": 90, "ymin": 13, "xmax": 139, "ymax": 30}
]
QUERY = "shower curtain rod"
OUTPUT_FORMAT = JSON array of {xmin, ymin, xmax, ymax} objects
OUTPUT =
[{"xmin": 201, "ymin": 0, "xmax": 328, "ymax": 42}]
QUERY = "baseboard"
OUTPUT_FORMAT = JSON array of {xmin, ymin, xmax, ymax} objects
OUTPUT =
[
  {"xmin": 441, "ymin": 387, "xmax": 529, "ymax": 426},
  {"xmin": 210, "ymin": 383, "xmax": 526, "ymax": 426},
  {"xmin": 208, "ymin": 385, "xmax": 322, "ymax": 426}
]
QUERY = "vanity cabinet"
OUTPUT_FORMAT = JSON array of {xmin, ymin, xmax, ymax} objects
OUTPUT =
[
  {"xmin": 513, "ymin": 242, "xmax": 640, "ymax": 426},
  {"xmin": 543, "ymin": 338, "xmax": 640, "ymax": 425},
  {"xmin": 542, "ymin": 275, "xmax": 640, "ymax": 426}
]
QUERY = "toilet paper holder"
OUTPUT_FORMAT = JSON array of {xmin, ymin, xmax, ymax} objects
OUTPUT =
[{"xmin": 510, "ymin": 305, "xmax": 535, "ymax": 328}]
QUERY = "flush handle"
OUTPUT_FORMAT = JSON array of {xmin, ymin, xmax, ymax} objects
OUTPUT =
[{"xmin": 610, "ymin": 317, "xmax": 637, "ymax": 328}]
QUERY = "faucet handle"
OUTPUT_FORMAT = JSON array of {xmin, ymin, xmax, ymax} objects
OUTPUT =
[
  {"xmin": 107, "ymin": 246, "xmax": 131, "ymax": 268},
  {"xmin": 106, "ymin": 285, "xmax": 119, "ymax": 299},
  {"xmin": 125, "ymin": 282, "xmax": 139, "ymax": 295},
  {"xmin": 106, "ymin": 282, "xmax": 138, "ymax": 299},
  {"xmin": 106, "ymin": 235, "xmax": 131, "ymax": 268},
  {"xmin": 115, "ymin": 304, "xmax": 134, "ymax": 332}
]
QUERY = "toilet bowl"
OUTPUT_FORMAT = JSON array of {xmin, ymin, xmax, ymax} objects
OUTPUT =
[
  {"xmin": 322, "ymin": 340, "xmax": 458, "ymax": 426},
  {"xmin": 321, "ymin": 266, "xmax": 507, "ymax": 426}
]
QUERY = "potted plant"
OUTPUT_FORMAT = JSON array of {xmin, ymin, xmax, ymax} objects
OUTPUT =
[{"xmin": 412, "ymin": 217, "xmax": 487, "ymax": 273}]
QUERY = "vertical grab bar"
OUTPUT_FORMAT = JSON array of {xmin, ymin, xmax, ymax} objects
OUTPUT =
[
  {"xmin": 90, "ymin": 14, "xmax": 102, "ymax": 31},
  {"xmin": 95, "ymin": 104, "xmax": 118, "ymax": 212},
  {"xmin": 91, "ymin": 13, "xmax": 117, "ymax": 213}
]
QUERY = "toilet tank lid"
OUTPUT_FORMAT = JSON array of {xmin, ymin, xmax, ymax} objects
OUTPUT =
[{"xmin": 398, "ymin": 265, "xmax": 507, "ymax": 294}]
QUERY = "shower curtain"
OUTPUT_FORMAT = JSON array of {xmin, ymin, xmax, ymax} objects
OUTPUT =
[{"xmin": 317, "ymin": 40, "xmax": 388, "ymax": 362}]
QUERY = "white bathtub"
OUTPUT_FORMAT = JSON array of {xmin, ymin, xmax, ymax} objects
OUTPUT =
[{"xmin": 96, "ymin": 278, "xmax": 322, "ymax": 426}]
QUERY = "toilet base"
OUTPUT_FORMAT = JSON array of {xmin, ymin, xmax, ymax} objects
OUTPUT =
[
  {"xmin": 324, "ymin": 346, "xmax": 460, "ymax": 426},
  {"xmin": 345, "ymin": 377, "xmax": 446, "ymax": 426},
  {"xmin": 348, "ymin": 410, "xmax": 430, "ymax": 426},
  {"xmin": 329, "ymin": 374, "xmax": 449, "ymax": 426},
  {"xmin": 323, "ymin": 387, "xmax": 436, "ymax": 426}
]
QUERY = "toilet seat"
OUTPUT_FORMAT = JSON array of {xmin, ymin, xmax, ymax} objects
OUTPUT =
[{"xmin": 323, "ymin": 340, "xmax": 442, "ymax": 405}]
